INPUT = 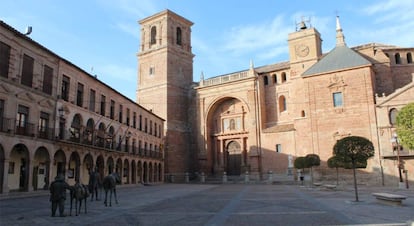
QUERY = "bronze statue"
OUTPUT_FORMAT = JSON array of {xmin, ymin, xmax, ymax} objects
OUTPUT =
[
  {"xmin": 49, "ymin": 174, "xmax": 71, "ymax": 217},
  {"xmin": 88, "ymin": 168, "xmax": 102, "ymax": 201},
  {"xmin": 102, "ymin": 172, "xmax": 121, "ymax": 207},
  {"xmin": 69, "ymin": 181, "xmax": 89, "ymax": 216}
]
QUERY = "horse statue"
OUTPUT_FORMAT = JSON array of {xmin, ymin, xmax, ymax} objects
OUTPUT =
[
  {"xmin": 69, "ymin": 182, "xmax": 90, "ymax": 216},
  {"xmin": 88, "ymin": 169, "xmax": 102, "ymax": 201},
  {"xmin": 102, "ymin": 172, "xmax": 121, "ymax": 207}
]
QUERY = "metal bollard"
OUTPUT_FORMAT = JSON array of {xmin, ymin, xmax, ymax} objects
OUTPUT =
[
  {"xmin": 185, "ymin": 172, "xmax": 189, "ymax": 183},
  {"xmin": 244, "ymin": 171, "xmax": 249, "ymax": 183},
  {"xmin": 223, "ymin": 171, "xmax": 227, "ymax": 183}
]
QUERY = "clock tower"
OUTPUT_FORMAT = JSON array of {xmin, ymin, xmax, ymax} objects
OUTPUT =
[{"xmin": 288, "ymin": 21, "xmax": 322, "ymax": 78}]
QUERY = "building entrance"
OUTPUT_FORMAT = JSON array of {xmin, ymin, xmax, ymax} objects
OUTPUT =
[{"xmin": 226, "ymin": 141, "xmax": 241, "ymax": 175}]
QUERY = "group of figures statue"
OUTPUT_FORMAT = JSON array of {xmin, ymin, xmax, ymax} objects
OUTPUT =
[{"xmin": 49, "ymin": 169, "xmax": 121, "ymax": 217}]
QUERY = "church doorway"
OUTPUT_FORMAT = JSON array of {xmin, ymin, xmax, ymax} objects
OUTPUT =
[{"xmin": 226, "ymin": 141, "xmax": 241, "ymax": 175}]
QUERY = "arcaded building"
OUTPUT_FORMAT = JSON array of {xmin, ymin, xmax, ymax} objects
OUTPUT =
[
  {"xmin": 0, "ymin": 21, "xmax": 164, "ymax": 195},
  {"xmin": 137, "ymin": 10, "xmax": 413, "ymax": 185}
]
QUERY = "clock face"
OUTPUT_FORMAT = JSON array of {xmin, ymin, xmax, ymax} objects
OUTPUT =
[{"xmin": 296, "ymin": 44, "xmax": 309, "ymax": 57}]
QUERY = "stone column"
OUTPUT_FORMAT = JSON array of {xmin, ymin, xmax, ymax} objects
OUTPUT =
[{"xmin": 2, "ymin": 159, "xmax": 10, "ymax": 194}]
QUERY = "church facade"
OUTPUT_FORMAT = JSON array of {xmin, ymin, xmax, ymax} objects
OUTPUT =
[{"xmin": 137, "ymin": 10, "xmax": 414, "ymax": 185}]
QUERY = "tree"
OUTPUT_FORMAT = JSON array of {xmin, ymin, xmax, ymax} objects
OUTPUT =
[
  {"xmin": 396, "ymin": 102, "xmax": 414, "ymax": 150},
  {"xmin": 294, "ymin": 157, "xmax": 307, "ymax": 185},
  {"xmin": 294, "ymin": 156, "xmax": 307, "ymax": 171},
  {"xmin": 333, "ymin": 136, "xmax": 374, "ymax": 202},
  {"xmin": 327, "ymin": 156, "xmax": 342, "ymax": 185},
  {"xmin": 305, "ymin": 154, "xmax": 320, "ymax": 185}
]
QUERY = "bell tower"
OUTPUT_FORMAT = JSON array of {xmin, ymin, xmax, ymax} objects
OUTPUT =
[
  {"xmin": 137, "ymin": 10, "xmax": 194, "ymax": 177},
  {"xmin": 288, "ymin": 20, "xmax": 322, "ymax": 78}
]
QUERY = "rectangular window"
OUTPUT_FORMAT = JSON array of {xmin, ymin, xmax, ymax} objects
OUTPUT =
[
  {"xmin": 16, "ymin": 105, "xmax": 29, "ymax": 135},
  {"xmin": 139, "ymin": 115, "xmax": 142, "ymax": 130},
  {"xmin": 76, "ymin": 83, "xmax": 84, "ymax": 107},
  {"xmin": 42, "ymin": 65, "xmax": 53, "ymax": 95},
  {"xmin": 89, "ymin": 89, "xmax": 96, "ymax": 112},
  {"xmin": 21, "ymin": 54, "xmax": 34, "ymax": 87},
  {"xmin": 100, "ymin": 95, "xmax": 106, "ymax": 116},
  {"xmin": 38, "ymin": 112, "xmax": 49, "ymax": 139},
  {"xmin": 38, "ymin": 112, "xmax": 49, "ymax": 132},
  {"xmin": 118, "ymin": 104, "xmax": 123, "ymax": 122},
  {"xmin": 61, "ymin": 75, "xmax": 70, "ymax": 101},
  {"xmin": 126, "ymin": 108, "xmax": 130, "ymax": 126},
  {"xmin": 133, "ymin": 112, "xmax": 137, "ymax": 128},
  {"xmin": 0, "ymin": 99, "xmax": 4, "ymax": 131},
  {"xmin": 333, "ymin": 92, "xmax": 343, "ymax": 107},
  {"xmin": 149, "ymin": 66, "xmax": 155, "ymax": 76},
  {"xmin": 276, "ymin": 144, "xmax": 282, "ymax": 153},
  {"xmin": 0, "ymin": 41, "xmax": 11, "ymax": 78},
  {"xmin": 110, "ymin": 100, "xmax": 115, "ymax": 119}
]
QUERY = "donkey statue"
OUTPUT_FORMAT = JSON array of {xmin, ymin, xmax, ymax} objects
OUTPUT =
[
  {"xmin": 102, "ymin": 172, "xmax": 121, "ymax": 207},
  {"xmin": 88, "ymin": 169, "xmax": 102, "ymax": 201},
  {"xmin": 69, "ymin": 181, "xmax": 90, "ymax": 216}
]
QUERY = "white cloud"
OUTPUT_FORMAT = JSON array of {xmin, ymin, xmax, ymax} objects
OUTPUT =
[{"xmin": 221, "ymin": 15, "xmax": 291, "ymax": 56}]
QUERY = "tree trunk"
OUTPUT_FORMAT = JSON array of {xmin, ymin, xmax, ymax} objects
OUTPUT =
[{"xmin": 352, "ymin": 160, "xmax": 359, "ymax": 202}]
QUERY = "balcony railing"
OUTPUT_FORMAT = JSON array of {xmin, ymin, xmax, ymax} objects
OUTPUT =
[{"xmin": 0, "ymin": 116, "xmax": 163, "ymax": 160}]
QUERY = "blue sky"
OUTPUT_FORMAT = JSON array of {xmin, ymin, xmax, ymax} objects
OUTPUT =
[{"xmin": 1, "ymin": 0, "xmax": 413, "ymax": 100}]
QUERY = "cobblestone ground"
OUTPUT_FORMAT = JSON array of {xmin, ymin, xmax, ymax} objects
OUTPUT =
[{"xmin": 0, "ymin": 184, "xmax": 413, "ymax": 226}]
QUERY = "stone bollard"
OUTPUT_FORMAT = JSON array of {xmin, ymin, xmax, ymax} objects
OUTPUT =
[
  {"xmin": 170, "ymin": 174, "xmax": 175, "ymax": 183},
  {"xmin": 244, "ymin": 171, "xmax": 249, "ymax": 183},
  {"xmin": 201, "ymin": 172, "xmax": 205, "ymax": 183},
  {"xmin": 268, "ymin": 171, "xmax": 273, "ymax": 183},
  {"xmin": 223, "ymin": 171, "xmax": 227, "ymax": 183},
  {"xmin": 185, "ymin": 172, "xmax": 189, "ymax": 183}
]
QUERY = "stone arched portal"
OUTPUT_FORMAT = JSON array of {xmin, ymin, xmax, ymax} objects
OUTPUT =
[{"xmin": 205, "ymin": 97, "xmax": 249, "ymax": 176}]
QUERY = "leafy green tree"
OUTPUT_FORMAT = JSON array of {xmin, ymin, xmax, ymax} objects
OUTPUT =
[
  {"xmin": 327, "ymin": 156, "xmax": 342, "ymax": 185},
  {"xmin": 294, "ymin": 156, "xmax": 307, "ymax": 171},
  {"xmin": 333, "ymin": 136, "xmax": 374, "ymax": 202},
  {"xmin": 396, "ymin": 102, "xmax": 414, "ymax": 150},
  {"xmin": 305, "ymin": 154, "xmax": 320, "ymax": 185}
]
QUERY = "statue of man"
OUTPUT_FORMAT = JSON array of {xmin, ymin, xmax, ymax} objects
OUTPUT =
[{"xmin": 49, "ymin": 174, "xmax": 71, "ymax": 217}]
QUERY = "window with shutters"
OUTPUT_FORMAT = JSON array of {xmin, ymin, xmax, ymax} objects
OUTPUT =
[
  {"xmin": 89, "ymin": 89, "xmax": 96, "ymax": 112},
  {"xmin": 0, "ymin": 41, "xmax": 11, "ymax": 78},
  {"xmin": 42, "ymin": 65, "xmax": 53, "ymax": 95},
  {"xmin": 21, "ymin": 54, "xmax": 34, "ymax": 87},
  {"xmin": 76, "ymin": 83, "xmax": 84, "ymax": 107},
  {"xmin": 61, "ymin": 75, "xmax": 70, "ymax": 101}
]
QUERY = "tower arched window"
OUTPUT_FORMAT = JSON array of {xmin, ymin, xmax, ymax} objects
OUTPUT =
[
  {"xmin": 281, "ymin": 72, "xmax": 287, "ymax": 83},
  {"xmin": 407, "ymin": 52, "xmax": 413, "ymax": 64},
  {"xmin": 176, "ymin": 27, "xmax": 182, "ymax": 45},
  {"xmin": 279, "ymin": 95, "xmax": 286, "ymax": 112},
  {"xmin": 395, "ymin": 53, "xmax": 401, "ymax": 64},
  {"xmin": 150, "ymin": 26, "xmax": 157, "ymax": 45},
  {"xmin": 389, "ymin": 108, "xmax": 398, "ymax": 126},
  {"xmin": 264, "ymin": 76, "xmax": 268, "ymax": 85},
  {"xmin": 272, "ymin": 74, "xmax": 277, "ymax": 84}
]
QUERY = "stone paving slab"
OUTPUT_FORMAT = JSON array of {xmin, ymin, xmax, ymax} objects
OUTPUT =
[{"xmin": 0, "ymin": 184, "xmax": 412, "ymax": 226}]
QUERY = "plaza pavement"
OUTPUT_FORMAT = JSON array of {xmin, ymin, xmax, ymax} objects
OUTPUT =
[{"xmin": 0, "ymin": 182, "xmax": 413, "ymax": 226}]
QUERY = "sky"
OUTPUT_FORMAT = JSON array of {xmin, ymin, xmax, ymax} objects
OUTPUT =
[{"xmin": 1, "ymin": 0, "xmax": 413, "ymax": 101}]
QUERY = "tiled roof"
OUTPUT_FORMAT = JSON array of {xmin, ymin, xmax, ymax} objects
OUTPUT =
[{"xmin": 302, "ymin": 45, "xmax": 371, "ymax": 76}]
